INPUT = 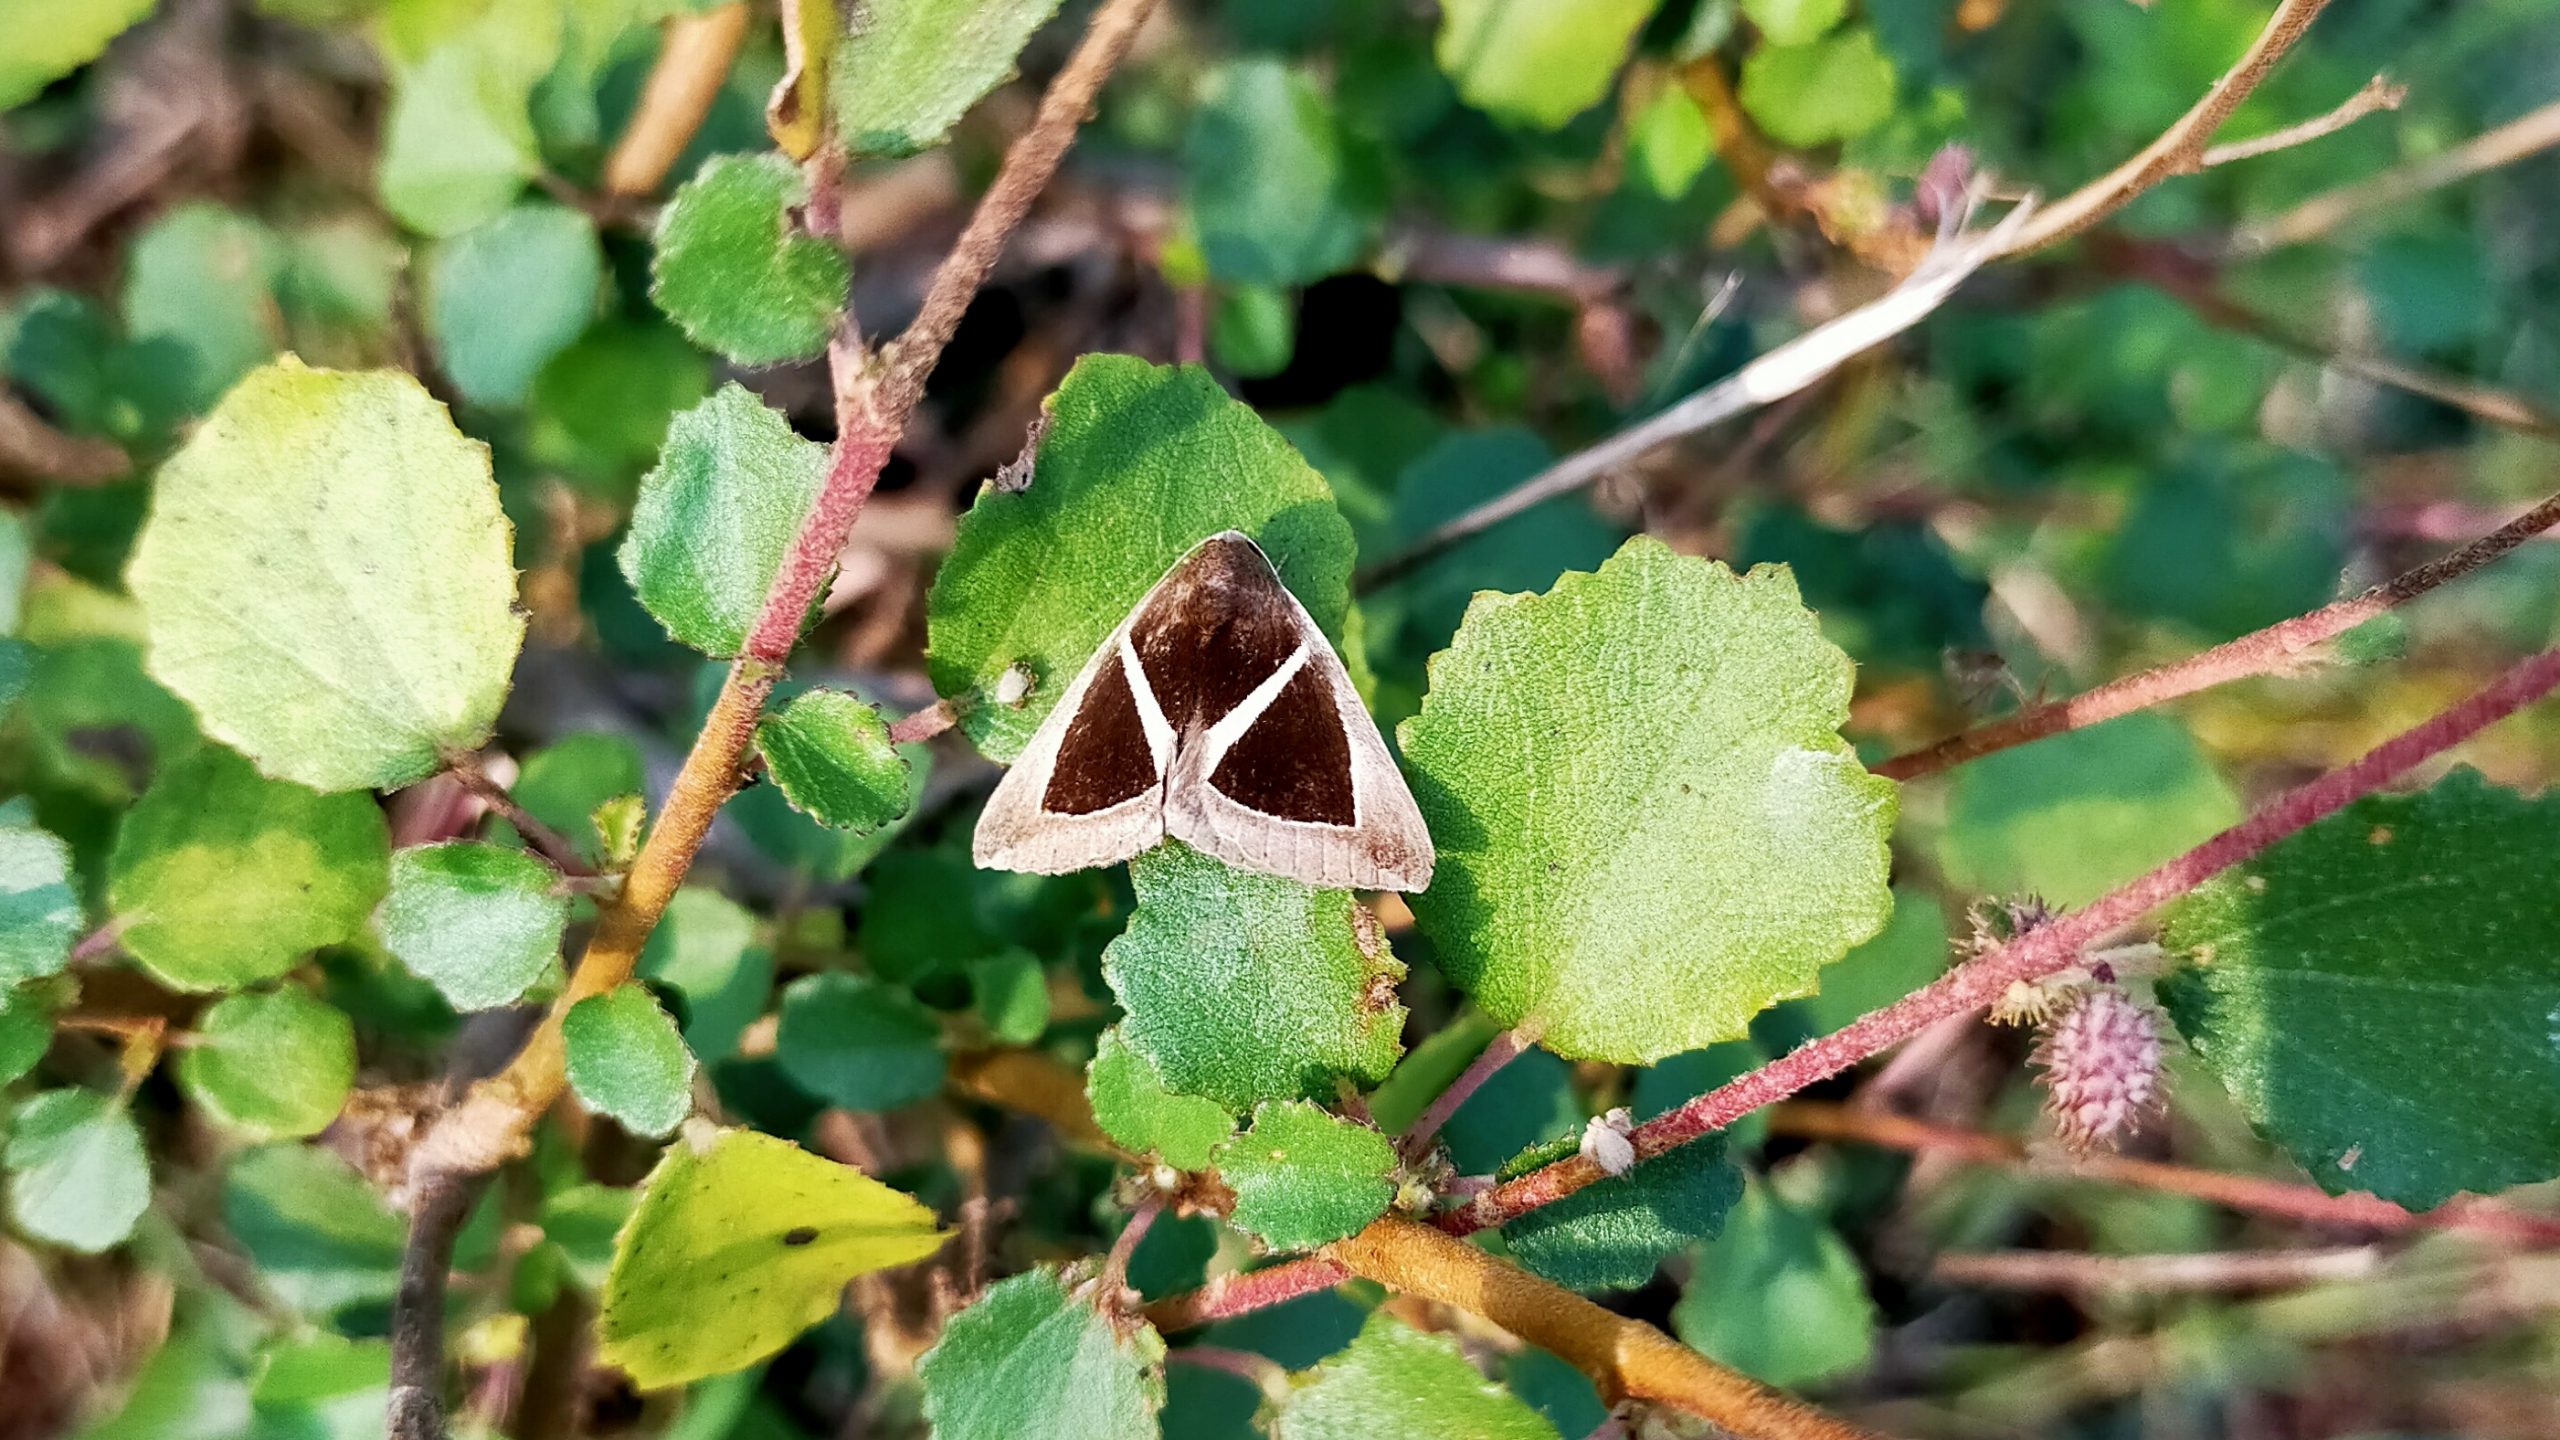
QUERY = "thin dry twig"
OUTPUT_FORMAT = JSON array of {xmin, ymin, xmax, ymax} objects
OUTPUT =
[
  {"xmin": 2198, "ymin": 73, "xmax": 2403, "ymax": 170},
  {"xmin": 442, "ymin": 755, "xmax": 595, "ymax": 878},
  {"xmin": 1997, "ymin": 0, "xmax": 2335, "ymax": 253},
  {"xmin": 1930, "ymin": 1245, "xmax": 2384, "ymax": 1295},
  {"xmin": 1773, "ymin": 1102, "xmax": 2560, "ymax": 1247},
  {"xmin": 2239, "ymin": 95, "xmax": 2560, "ymax": 252},
  {"xmin": 601, "ymin": 3, "xmax": 755, "ymax": 198},
  {"xmin": 0, "ymin": 393, "xmax": 130, "ymax": 487},
  {"xmin": 1877, "ymin": 485, "xmax": 2560, "ymax": 781}
]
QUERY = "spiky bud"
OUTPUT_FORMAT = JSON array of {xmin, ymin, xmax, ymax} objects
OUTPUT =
[{"xmin": 2032, "ymin": 984, "xmax": 2163, "ymax": 1152}]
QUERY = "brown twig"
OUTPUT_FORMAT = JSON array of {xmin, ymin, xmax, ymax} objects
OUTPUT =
[
  {"xmin": 2238, "ymin": 95, "xmax": 2560, "ymax": 252},
  {"xmin": 2197, "ymin": 73, "xmax": 2403, "ymax": 169},
  {"xmin": 443, "ymin": 755, "xmax": 596, "ymax": 878},
  {"xmin": 1929, "ymin": 1245, "xmax": 2384, "ymax": 1295},
  {"xmin": 388, "ymin": 0, "xmax": 1165, "ymax": 1428},
  {"xmin": 0, "ymin": 392, "xmax": 130, "ymax": 488},
  {"xmin": 601, "ymin": 3, "xmax": 754, "ymax": 198},
  {"xmin": 1772, "ymin": 1102, "xmax": 2560, "ymax": 1247},
  {"xmin": 1877, "ymin": 485, "xmax": 2560, "ymax": 781},
  {"xmin": 1101, "ymin": 1202, "xmax": 1158, "ymax": 1297},
  {"xmin": 885, "ymin": 700, "xmax": 958, "ymax": 745},
  {"xmin": 386, "ymin": 1173, "xmax": 488, "ymax": 1440},
  {"xmin": 1321, "ymin": 1217, "xmax": 1884, "ymax": 1440},
  {"xmin": 1997, "ymin": 0, "xmax": 2335, "ymax": 254},
  {"xmin": 1396, "ymin": 1027, "xmax": 1527, "ymax": 1163}
]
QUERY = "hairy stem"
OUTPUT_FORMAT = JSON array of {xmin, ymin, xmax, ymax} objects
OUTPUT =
[{"xmin": 1878, "ymin": 485, "xmax": 2560, "ymax": 781}]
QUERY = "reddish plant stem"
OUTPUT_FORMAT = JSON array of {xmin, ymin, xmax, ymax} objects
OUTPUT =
[
  {"xmin": 1459, "ymin": 644, "xmax": 2560, "ymax": 1232},
  {"xmin": 1877, "ymin": 486, "xmax": 2560, "ymax": 781},
  {"xmin": 1154, "ymin": 643, "xmax": 2560, "ymax": 1331},
  {"xmin": 885, "ymin": 700, "xmax": 957, "ymax": 745},
  {"xmin": 1397, "ymin": 1027, "xmax": 1526, "ymax": 1162},
  {"xmin": 1769, "ymin": 1102, "xmax": 2560, "ymax": 1247},
  {"xmin": 1102, "ymin": 1201, "xmax": 1159, "ymax": 1295}
]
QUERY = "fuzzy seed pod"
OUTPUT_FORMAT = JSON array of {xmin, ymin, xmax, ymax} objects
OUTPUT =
[{"xmin": 2032, "ymin": 984, "xmax": 2163, "ymax": 1153}]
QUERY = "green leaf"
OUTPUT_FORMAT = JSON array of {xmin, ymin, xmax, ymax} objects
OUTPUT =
[
  {"xmin": 1184, "ymin": 62, "xmax": 1382, "ymax": 287},
  {"xmin": 1627, "ymin": 88, "xmax": 1713, "ymax": 199},
  {"xmin": 376, "ymin": 2, "xmax": 561, "ymax": 235},
  {"xmin": 528, "ymin": 319, "xmax": 713, "ymax": 492},
  {"xmin": 1932, "ymin": 711, "xmax": 2241, "ymax": 907},
  {"xmin": 1212, "ymin": 1101, "xmax": 1396, "ymax": 1251},
  {"xmin": 1672, "ymin": 1178, "xmax": 1874, "ymax": 1389},
  {"xmin": 373, "ymin": 841, "xmax": 569, "ymax": 1011},
  {"xmin": 5, "ymin": 1090, "xmax": 148, "ymax": 1252},
  {"xmin": 1209, "ymin": 285, "xmax": 1296, "ymax": 378},
  {"xmin": 126, "ymin": 360, "xmax": 526, "ymax": 792},
  {"xmin": 223, "ymin": 1143, "xmax": 407, "ymax": 1317},
  {"xmin": 1434, "ymin": 0, "xmax": 1656, "ymax": 130},
  {"xmin": 918, "ymin": 1265, "xmax": 1166, "ymax": 1440},
  {"xmin": 598, "ymin": 1126, "xmax": 946, "ymax": 1388},
  {"xmin": 0, "ymin": 0, "xmax": 155, "ymax": 109},
  {"xmin": 0, "ymin": 984, "xmax": 58, "ymax": 1085},
  {"xmin": 828, "ymin": 0, "xmax": 1064, "ymax": 158},
  {"xmin": 120, "ymin": 205, "xmax": 285, "ymax": 415},
  {"xmin": 2159, "ymin": 771, "xmax": 2560, "ymax": 1208},
  {"xmin": 107, "ymin": 747, "xmax": 391, "ymax": 991},
  {"xmin": 565, "ymin": 984, "xmax": 697, "ymax": 1139},
  {"xmin": 1742, "ymin": 0, "xmax": 1847, "ymax": 46},
  {"xmin": 1106, "ymin": 842, "xmax": 1404, "ymax": 1112},
  {"xmin": 1736, "ymin": 27, "xmax": 1898, "ymax": 147},
  {"xmin": 774, "ymin": 972, "xmax": 944, "ymax": 1112},
  {"xmin": 1269, "ymin": 1313, "xmax": 1559, "ymax": 1440},
  {"xmin": 1503, "ymin": 1136, "xmax": 1740, "ymax": 1292},
  {"xmin": 1086, "ymin": 1027, "xmax": 1234, "ymax": 1170},
  {"xmin": 618, "ymin": 384, "xmax": 830, "ymax": 658},
  {"xmin": 176, "ymin": 988, "xmax": 357, "ymax": 1140},
  {"xmin": 754, "ymin": 690, "xmax": 910, "ymax": 832},
  {"xmin": 637, "ymin": 887, "xmax": 772, "ymax": 1063},
  {"xmin": 252, "ymin": 1333, "xmax": 393, "ymax": 1406},
  {"xmin": 925, "ymin": 354, "xmax": 1355, "ymax": 761},
  {"xmin": 1399, "ymin": 537, "xmax": 1895, "ymax": 1063},
  {"xmin": 426, "ymin": 202, "xmax": 603, "ymax": 408},
  {"xmin": 0, "ymin": 824, "xmax": 82, "ymax": 984},
  {"xmin": 972, "ymin": 949, "xmax": 1050, "ymax": 1045},
  {"xmin": 651, "ymin": 154, "xmax": 849, "ymax": 366}
]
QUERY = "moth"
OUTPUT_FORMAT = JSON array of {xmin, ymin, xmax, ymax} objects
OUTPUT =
[{"xmin": 973, "ymin": 530, "xmax": 1434, "ymax": 892}]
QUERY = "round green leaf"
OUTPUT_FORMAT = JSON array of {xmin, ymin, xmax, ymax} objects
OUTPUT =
[
  {"xmin": 1671, "ymin": 1179, "xmax": 1875, "ymax": 1389},
  {"xmin": 564, "ymin": 984, "xmax": 696, "ymax": 1139},
  {"xmin": 1271, "ymin": 1313, "xmax": 1559, "ymax": 1440},
  {"xmin": 1086, "ymin": 1027, "xmax": 1234, "ymax": 1171},
  {"xmin": 427, "ymin": 202, "xmax": 603, "ymax": 408},
  {"xmin": 126, "ymin": 360, "xmax": 527, "ymax": 792},
  {"xmin": 918, "ymin": 1266, "xmax": 1166, "ymax": 1440},
  {"xmin": 108, "ymin": 747, "xmax": 391, "ymax": 991},
  {"xmin": 617, "ymin": 385, "xmax": 829, "ymax": 658},
  {"xmin": 1399, "ymin": 537, "xmax": 1895, "ymax": 1063},
  {"xmin": 650, "ymin": 154, "xmax": 848, "ymax": 366},
  {"xmin": 1435, "ymin": 0, "xmax": 1655, "ymax": 130},
  {"xmin": 1742, "ymin": 0, "xmax": 1849, "ymax": 46},
  {"xmin": 0, "ymin": 824, "xmax": 82, "ymax": 985},
  {"xmin": 1184, "ymin": 62, "xmax": 1382, "ymax": 287},
  {"xmin": 375, "ymin": 4, "xmax": 560, "ymax": 237},
  {"xmin": 5, "ymin": 1089, "xmax": 150, "ymax": 1253},
  {"xmin": 637, "ymin": 887, "xmax": 771, "ymax": 1064},
  {"xmin": 121, "ymin": 205, "xmax": 285, "ymax": 415},
  {"xmin": 1104, "ymin": 842, "xmax": 1404, "ymax": 1113},
  {"xmin": 373, "ymin": 841, "xmax": 569, "ymax": 1011},
  {"xmin": 927, "ymin": 354, "xmax": 1355, "ymax": 761},
  {"xmin": 0, "ymin": 984, "xmax": 58, "ymax": 1086},
  {"xmin": 1211, "ymin": 1101, "xmax": 1396, "ymax": 1251},
  {"xmin": 176, "ymin": 988, "xmax": 357, "ymax": 1140},
  {"xmin": 828, "ymin": 0, "xmax": 1065, "ymax": 158},
  {"xmin": 598, "ymin": 1126, "xmax": 946, "ymax": 1389},
  {"xmin": 2160, "ymin": 771, "xmax": 2560, "ymax": 1208},
  {"xmin": 223, "ymin": 1143, "xmax": 406, "ymax": 1318},
  {"xmin": 0, "ymin": 0, "xmax": 155, "ymax": 110},
  {"xmin": 1736, "ymin": 27, "xmax": 1898, "ymax": 148},
  {"xmin": 773, "ymin": 973, "xmax": 944, "ymax": 1112},
  {"xmin": 1503, "ymin": 1136, "xmax": 1740, "ymax": 1292},
  {"xmin": 754, "ymin": 689, "xmax": 911, "ymax": 832}
]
